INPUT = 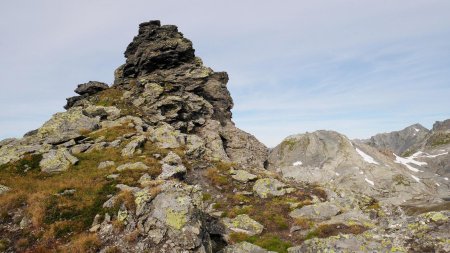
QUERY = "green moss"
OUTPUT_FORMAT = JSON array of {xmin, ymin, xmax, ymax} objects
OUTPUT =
[
  {"xmin": 0, "ymin": 154, "xmax": 42, "ymax": 175},
  {"xmin": 88, "ymin": 123, "xmax": 135, "ymax": 142},
  {"xmin": 246, "ymin": 235, "xmax": 292, "ymax": 253},
  {"xmin": 0, "ymin": 239, "xmax": 8, "ymax": 252},
  {"xmin": 230, "ymin": 233, "xmax": 292, "ymax": 253},
  {"xmin": 390, "ymin": 246, "xmax": 407, "ymax": 252},
  {"xmin": 426, "ymin": 132, "xmax": 450, "ymax": 147},
  {"xmin": 280, "ymin": 139, "xmax": 297, "ymax": 152},
  {"xmin": 202, "ymin": 193, "xmax": 212, "ymax": 201},
  {"xmin": 305, "ymin": 230, "xmax": 319, "ymax": 240},
  {"xmin": 392, "ymin": 174, "xmax": 410, "ymax": 186},
  {"xmin": 93, "ymin": 88, "xmax": 143, "ymax": 117},
  {"xmin": 422, "ymin": 211, "xmax": 448, "ymax": 222},
  {"xmin": 400, "ymin": 149, "xmax": 415, "ymax": 158}
]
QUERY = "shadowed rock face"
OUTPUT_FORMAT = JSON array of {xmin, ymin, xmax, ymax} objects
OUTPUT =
[
  {"xmin": 433, "ymin": 119, "xmax": 450, "ymax": 132},
  {"xmin": 122, "ymin": 20, "xmax": 195, "ymax": 77}
]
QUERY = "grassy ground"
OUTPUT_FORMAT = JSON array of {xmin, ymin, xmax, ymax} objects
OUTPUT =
[
  {"xmin": 0, "ymin": 136, "xmax": 168, "ymax": 251},
  {"xmin": 201, "ymin": 161, "xmax": 365, "ymax": 253}
]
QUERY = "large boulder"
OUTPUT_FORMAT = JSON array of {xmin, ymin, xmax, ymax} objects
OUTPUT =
[
  {"xmin": 74, "ymin": 81, "xmax": 109, "ymax": 96},
  {"xmin": 253, "ymin": 178, "xmax": 287, "ymax": 198},
  {"xmin": 289, "ymin": 202, "xmax": 341, "ymax": 220},
  {"xmin": 37, "ymin": 107, "xmax": 99, "ymax": 144},
  {"xmin": 40, "ymin": 148, "xmax": 79, "ymax": 173},
  {"xmin": 222, "ymin": 214, "xmax": 264, "ymax": 236}
]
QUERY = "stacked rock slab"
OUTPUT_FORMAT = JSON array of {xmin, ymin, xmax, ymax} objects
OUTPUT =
[{"xmin": 110, "ymin": 20, "xmax": 268, "ymax": 169}]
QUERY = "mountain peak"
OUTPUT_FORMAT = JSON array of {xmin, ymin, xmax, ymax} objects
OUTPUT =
[{"xmin": 121, "ymin": 20, "xmax": 195, "ymax": 78}]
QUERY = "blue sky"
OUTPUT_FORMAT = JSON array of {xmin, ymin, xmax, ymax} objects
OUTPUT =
[{"xmin": 0, "ymin": 1, "xmax": 449, "ymax": 147}]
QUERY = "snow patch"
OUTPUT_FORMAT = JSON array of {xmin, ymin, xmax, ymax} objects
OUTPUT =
[
  {"xmin": 436, "ymin": 182, "xmax": 440, "ymax": 187},
  {"xmin": 410, "ymin": 174, "xmax": 421, "ymax": 183},
  {"xmin": 410, "ymin": 151, "xmax": 448, "ymax": 158},
  {"xmin": 356, "ymin": 148, "xmax": 379, "ymax": 165},
  {"xmin": 394, "ymin": 153, "xmax": 425, "ymax": 172},
  {"xmin": 424, "ymin": 152, "xmax": 448, "ymax": 158},
  {"xmin": 445, "ymin": 177, "xmax": 449, "ymax": 181},
  {"xmin": 292, "ymin": 161, "xmax": 302, "ymax": 166},
  {"xmin": 365, "ymin": 177, "xmax": 375, "ymax": 186},
  {"xmin": 414, "ymin": 128, "xmax": 420, "ymax": 132},
  {"xmin": 335, "ymin": 172, "xmax": 340, "ymax": 176}
]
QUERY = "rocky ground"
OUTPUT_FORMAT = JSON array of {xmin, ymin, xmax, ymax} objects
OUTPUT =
[{"xmin": 0, "ymin": 20, "xmax": 449, "ymax": 253}]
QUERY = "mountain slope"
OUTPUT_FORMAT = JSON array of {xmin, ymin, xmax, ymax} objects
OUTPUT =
[
  {"xmin": 0, "ymin": 21, "xmax": 449, "ymax": 253},
  {"xmin": 268, "ymin": 130, "xmax": 449, "ymax": 205}
]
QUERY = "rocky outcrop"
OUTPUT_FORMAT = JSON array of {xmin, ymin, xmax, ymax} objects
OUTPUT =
[
  {"xmin": 40, "ymin": 148, "xmax": 79, "ymax": 173},
  {"xmin": 366, "ymin": 123, "xmax": 429, "ymax": 156},
  {"xmin": 109, "ymin": 20, "xmax": 268, "ymax": 169},
  {"xmin": 268, "ymin": 130, "xmax": 449, "ymax": 205},
  {"xmin": 433, "ymin": 119, "xmax": 450, "ymax": 132}
]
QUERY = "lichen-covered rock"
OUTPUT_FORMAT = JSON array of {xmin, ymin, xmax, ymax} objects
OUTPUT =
[
  {"xmin": 219, "ymin": 242, "xmax": 272, "ymax": 253},
  {"xmin": 121, "ymin": 135, "xmax": 146, "ymax": 157},
  {"xmin": 0, "ymin": 184, "xmax": 11, "ymax": 195},
  {"xmin": 161, "ymin": 151, "xmax": 183, "ymax": 165},
  {"xmin": 231, "ymin": 170, "xmax": 258, "ymax": 183},
  {"xmin": 146, "ymin": 182, "xmax": 205, "ymax": 251},
  {"xmin": 157, "ymin": 164, "xmax": 187, "ymax": 180},
  {"xmin": 148, "ymin": 123, "xmax": 184, "ymax": 149},
  {"xmin": 222, "ymin": 214, "xmax": 264, "ymax": 236},
  {"xmin": 253, "ymin": 178, "xmax": 287, "ymax": 198},
  {"xmin": 37, "ymin": 107, "xmax": 99, "ymax": 144},
  {"xmin": 116, "ymin": 162, "xmax": 149, "ymax": 171},
  {"xmin": 98, "ymin": 161, "xmax": 115, "ymax": 169},
  {"xmin": 185, "ymin": 134, "xmax": 205, "ymax": 158},
  {"xmin": 0, "ymin": 138, "xmax": 43, "ymax": 165},
  {"xmin": 138, "ymin": 173, "xmax": 153, "ymax": 187},
  {"xmin": 83, "ymin": 105, "xmax": 121, "ymax": 120},
  {"xmin": 134, "ymin": 188, "xmax": 158, "ymax": 216},
  {"xmin": 70, "ymin": 143, "xmax": 92, "ymax": 154},
  {"xmin": 40, "ymin": 148, "xmax": 79, "ymax": 173},
  {"xmin": 289, "ymin": 202, "xmax": 341, "ymax": 220}
]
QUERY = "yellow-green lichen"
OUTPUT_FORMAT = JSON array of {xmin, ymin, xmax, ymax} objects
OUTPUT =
[
  {"xmin": 421, "ymin": 211, "xmax": 448, "ymax": 222},
  {"xmin": 166, "ymin": 209, "xmax": 187, "ymax": 230}
]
